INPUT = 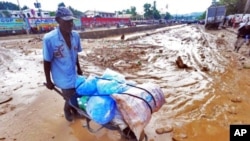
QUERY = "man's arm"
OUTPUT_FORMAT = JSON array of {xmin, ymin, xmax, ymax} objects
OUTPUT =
[
  {"xmin": 44, "ymin": 60, "xmax": 54, "ymax": 89},
  {"xmin": 76, "ymin": 55, "xmax": 83, "ymax": 75}
]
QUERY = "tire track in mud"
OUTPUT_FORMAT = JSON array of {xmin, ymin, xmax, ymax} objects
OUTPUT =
[{"xmin": 155, "ymin": 26, "xmax": 216, "ymax": 116}]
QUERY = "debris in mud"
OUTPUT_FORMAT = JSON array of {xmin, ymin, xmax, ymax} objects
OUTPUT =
[
  {"xmin": 231, "ymin": 96, "xmax": 242, "ymax": 103},
  {"xmin": 158, "ymin": 49, "xmax": 163, "ymax": 53},
  {"xmin": 0, "ymin": 109, "xmax": 7, "ymax": 116},
  {"xmin": 242, "ymin": 61, "xmax": 250, "ymax": 69},
  {"xmin": 172, "ymin": 133, "xmax": 188, "ymax": 141},
  {"xmin": 227, "ymin": 106, "xmax": 237, "ymax": 114},
  {"xmin": 239, "ymin": 57, "xmax": 246, "ymax": 61},
  {"xmin": 201, "ymin": 39, "xmax": 209, "ymax": 46},
  {"xmin": 82, "ymin": 47, "xmax": 145, "ymax": 71},
  {"xmin": 215, "ymin": 38, "xmax": 226, "ymax": 45},
  {"xmin": 200, "ymin": 53, "xmax": 206, "ymax": 59},
  {"xmin": 215, "ymin": 33, "xmax": 227, "ymax": 46},
  {"xmin": 201, "ymin": 66, "xmax": 210, "ymax": 72},
  {"xmin": 121, "ymin": 34, "xmax": 125, "ymax": 40},
  {"xmin": 181, "ymin": 37, "xmax": 192, "ymax": 42},
  {"xmin": 0, "ymin": 97, "xmax": 12, "ymax": 105},
  {"xmin": 155, "ymin": 126, "xmax": 173, "ymax": 134},
  {"xmin": 0, "ymin": 103, "xmax": 16, "ymax": 116},
  {"xmin": 28, "ymin": 37, "xmax": 42, "ymax": 43},
  {"xmin": 175, "ymin": 56, "xmax": 190, "ymax": 69},
  {"xmin": 218, "ymin": 33, "xmax": 225, "ymax": 38}
]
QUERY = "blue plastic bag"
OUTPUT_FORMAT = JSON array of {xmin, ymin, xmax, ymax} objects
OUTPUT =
[
  {"xmin": 101, "ymin": 68, "xmax": 126, "ymax": 83},
  {"xmin": 76, "ymin": 75, "xmax": 97, "ymax": 95},
  {"xmin": 75, "ymin": 75, "xmax": 86, "ymax": 88},
  {"xmin": 86, "ymin": 96, "xmax": 116, "ymax": 125},
  {"xmin": 96, "ymin": 79, "xmax": 129, "ymax": 95}
]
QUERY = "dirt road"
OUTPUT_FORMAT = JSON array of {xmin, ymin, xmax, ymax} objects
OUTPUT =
[{"xmin": 0, "ymin": 24, "xmax": 250, "ymax": 141}]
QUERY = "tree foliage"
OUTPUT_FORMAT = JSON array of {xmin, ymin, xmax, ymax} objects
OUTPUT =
[
  {"xmin": 143, "ymin": 2, "xmax": 161, "ymax": 20},
  {"xmin": 164, "ymin": 12, "xmax": 172, "ymax": 20},
  {"xmin": 130, "ymin": 6, "xmax": 137, "ymax": 16},
  {"xmin": 68, "ymin": 6, "xmax": 84, "ymax": 18},
  {"xmin": 197, "ymin": 11, "xmax": 206, "ymax": 20},
  {"xmin": 0, "ymin": 1, "xmax": 19, "ymax": 10},
  {"xmin": 219, "ymin": 0, "xmax": 250, "ymax": 15},
  {"xmin": 143, "ymin": 3, "xmax": 153, "ymax": 19}
]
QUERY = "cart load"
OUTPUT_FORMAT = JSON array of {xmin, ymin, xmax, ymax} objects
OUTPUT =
[{"xmin": 74, "ymin": 68, "xmax": 166, "ymax": 140}]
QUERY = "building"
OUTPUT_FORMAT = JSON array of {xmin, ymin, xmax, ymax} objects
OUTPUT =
[
  {"xmin": 21, "ymin": 9, "xmax": 51, "ymax": 18},
  {"xmin": 117, "ymin": 14, "xmax": 132, "ymax": 18},
  {"xmin": 0, "ymin": 9, "xmax": 52, "ymax": 18},
  {"xmin": 84, "ymin": 10, "xmax": 115, "ymax": 18}
]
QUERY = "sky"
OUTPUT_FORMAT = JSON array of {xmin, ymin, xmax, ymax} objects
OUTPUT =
[{"xmin": 5, "ymin": 0, "xmax": 212, "ymax": 14}]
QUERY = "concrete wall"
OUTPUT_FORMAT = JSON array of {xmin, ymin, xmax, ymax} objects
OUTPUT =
[{"xmin": 79, "ymin": 24, "xmax": 169, "ymax": 39}]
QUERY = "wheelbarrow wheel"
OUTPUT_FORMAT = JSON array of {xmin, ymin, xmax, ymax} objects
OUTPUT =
[{"xmin": 120, "ymin": 127, "xmax": 148, "ymax": 141}]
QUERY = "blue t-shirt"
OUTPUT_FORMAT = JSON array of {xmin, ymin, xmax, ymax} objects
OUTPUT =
[{"xmin": 43, "ymin": 28, "xmax": 82, "ymax": 89}]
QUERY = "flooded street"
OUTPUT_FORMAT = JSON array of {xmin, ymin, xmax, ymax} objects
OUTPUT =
[{"xmin": 0, "ymin": 25, "xmax": 250, "ymax": 141}]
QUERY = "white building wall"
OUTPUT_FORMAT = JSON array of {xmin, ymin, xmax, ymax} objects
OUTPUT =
[{"xmin": 9, "ymin": 9, "xmax": 52, "ymax": 18}]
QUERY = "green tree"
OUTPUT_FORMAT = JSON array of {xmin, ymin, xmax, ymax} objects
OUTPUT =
[
  {"xmin": 0, "ymin": 1, "xmax": 19, "ymax": 10},
  {"xmin": 197, "ymin": 11, "xmax": 206, "ymax": 20},
  {"xmin": 143, "ymin": 1, "xmax": 161, "ymax": 20},
  {"xmin": 164, "ymin": 12, "xmax": 172, "ymax": 20},
  {"xmin": 131, "ymin": 6, "xmax": 137, "ymax": 16},
  {"xmin": 143, "ymin": 3, "xmax": 153, "ymax": 19},
  {"xmin": 69, "ymin": 6, "xmax": 84, "ymax": 18},
  {"xmin": 129, "ymin": 6, "xmax": 138, "ymax": 20},
  {"xmin": 152, "ymin": 1, "xmax": 161, "ymax": 19},
  {"xmin": 49, "ymin": 11, "xmax": 56, "ymax": 16},
  {"xmin": 219, "ymin": 0, "xmax": 249, "ymax": 14}
]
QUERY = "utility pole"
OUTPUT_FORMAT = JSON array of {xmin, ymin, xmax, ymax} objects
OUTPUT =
[
  {"xmin": 16, "ymin": 0, "xmax": 22, "ymax": 18},
  {"xmin": 153, "ymin": 1, "xmax": 156, "ymax": 23}
]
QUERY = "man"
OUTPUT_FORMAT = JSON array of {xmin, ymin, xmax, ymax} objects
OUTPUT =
[
  {"xmin": 43, "ymin": 7, "xmax": 83, "ymax": 122},
  {"xmin": 234, "ymin": 23, "xmax": 250, "ymax": 53}
]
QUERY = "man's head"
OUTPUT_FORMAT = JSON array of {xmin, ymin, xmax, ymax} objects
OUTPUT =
[{"xmin": 55, "ymin": 7, "xmax": 75, "ymax": 33}]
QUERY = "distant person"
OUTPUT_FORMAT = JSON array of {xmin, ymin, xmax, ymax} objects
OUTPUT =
[
  {"xmin": 43, "ymin": 7, "xmax": 83, "ymax": 122},
  {"xmin": 222, "ymin": 16, "xmax": 228, "ymax": 27},
  {"xmin": 228, "ymin": 18, "xmax": 233, "ymax": 27},
  {"xmin": 234, "ymin": 23, "xmax": 250, "ymax": 53}
]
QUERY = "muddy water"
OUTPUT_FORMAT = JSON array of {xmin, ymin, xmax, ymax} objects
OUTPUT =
[
  {"xmin": 79, "ymin": 25, "xmax": 250, "ymax": 141},
  {"xmin": 0, "ymin": 25, "xmax": 250, "ymax": 141}
]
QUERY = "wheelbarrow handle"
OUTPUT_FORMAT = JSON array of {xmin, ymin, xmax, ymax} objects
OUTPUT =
[{"xmin": 43, "ymin": 82, "xmax": 62, "ymax": 95}]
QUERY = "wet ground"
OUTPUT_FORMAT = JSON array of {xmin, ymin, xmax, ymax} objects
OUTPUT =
[{"xmin": 0, "ymin": 24, "xmax": 250, "ymax": 141}]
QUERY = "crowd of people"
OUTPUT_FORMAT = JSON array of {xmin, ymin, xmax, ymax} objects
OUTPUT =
[{"xmin": 223, "ymin": 14, "xmax": 250, "ymax": 55}]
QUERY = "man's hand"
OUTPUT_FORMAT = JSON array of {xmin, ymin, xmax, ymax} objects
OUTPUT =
[{"xmin": 45, "ymin": 81, "xmax": 54, "ymax": 90}]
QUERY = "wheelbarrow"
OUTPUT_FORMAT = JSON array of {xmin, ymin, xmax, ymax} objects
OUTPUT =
[{"xmin": 45, "ymin": 83, "xmax": 147, "ymax": 141}]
